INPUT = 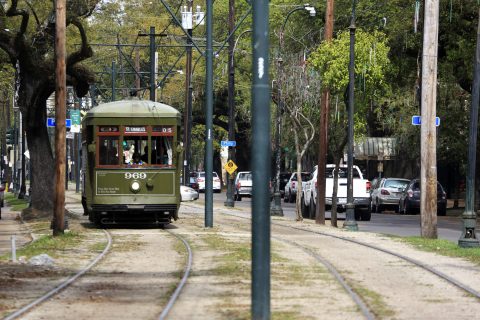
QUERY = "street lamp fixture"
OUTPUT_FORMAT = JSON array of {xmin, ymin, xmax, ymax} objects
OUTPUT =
[
  {"xmin": 304, "ymin": 4, "xmax": 316, "ymax": 17},
  {"xmin": 270, "ymin": 4, "xmax": 316, "ymax": 217}
]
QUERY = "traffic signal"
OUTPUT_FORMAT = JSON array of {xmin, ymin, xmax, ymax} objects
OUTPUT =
[{"xmin": 6, "ymin": 128, "xmax": 14, "ymax": 145}]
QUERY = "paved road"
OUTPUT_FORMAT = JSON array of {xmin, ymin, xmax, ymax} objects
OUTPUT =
[{"xmin": 198, "ymin": 192, "xmax": 472, "ymax": 243}]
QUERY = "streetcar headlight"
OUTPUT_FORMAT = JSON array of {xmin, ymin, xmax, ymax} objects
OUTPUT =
[{"xmin": 131, "ymin": 181, "xmax": 141, "ymax": 193}]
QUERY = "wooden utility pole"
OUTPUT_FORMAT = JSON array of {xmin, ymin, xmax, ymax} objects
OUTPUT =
[
  {"xmin": 420, "ymin": 0, "xmax": 439, "ymax": 238},
  {"xmin": 53, "ymin": 0, "xmax": 66, "ymax": 236},
  {"xmin": 315, "ymin": 0, "xmax": 335, "ymax": 224}
]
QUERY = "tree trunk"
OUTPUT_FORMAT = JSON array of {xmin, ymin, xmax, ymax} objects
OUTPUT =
[
  {"xmin": 19, "ymin": 78, "xmax": 56, "ymax": 215},
  {"xmin": 295, "ymin": 152, "xmax": 303, "ymax": 221}
]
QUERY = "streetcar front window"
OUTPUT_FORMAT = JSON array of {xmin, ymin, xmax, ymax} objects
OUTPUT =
[{"xmin": 98, "ymin": 137, "xmax": 119, "ymax": 165}]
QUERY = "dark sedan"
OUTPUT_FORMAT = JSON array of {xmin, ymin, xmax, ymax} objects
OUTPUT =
[{"xmin": 398, "ymin": 179, "xmax": 447, "ymax": 216}]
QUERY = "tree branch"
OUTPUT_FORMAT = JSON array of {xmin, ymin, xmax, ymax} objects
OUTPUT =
[
  {"xmin": 6, "ymin": 0, "xmax": 30, "ymax": 36},
  {"xmin": 66, "ymin": 18, "xmax": 93, "ymax": 67}
]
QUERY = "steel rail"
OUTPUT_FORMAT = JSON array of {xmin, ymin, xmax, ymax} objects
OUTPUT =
[
  {"xmin": 217, "ymin": 209, "xmax": 480, "ymax": 301},
  {"xmin": 181, "ymin": 204, "xmax": 480, "ymax": 309},
  {"xmin": 4, "ymin": 230, "xmax": 112, "ymax": 320},
  {"xmin": 158, "ymin": 229, "xmax": 193, "ymax": 320},
  {"xmin": 272, "ymin": 236, "xmax": 376, "ymax": 320},
  {"xmin": 180, "ymin": 209, "xmax": 375, "ymax": 319},
  {"xmin": 277, "ymin": 222, "xmax": 480, "ymax": 300}
]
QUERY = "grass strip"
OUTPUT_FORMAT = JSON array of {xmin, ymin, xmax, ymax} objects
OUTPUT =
[
  {"xmin": 399, "ymin": 236, "xmax": 480, "ymax": 265},
  {"xmin": 0, "ymin": 231, "xmax": 81, "ymax": 261},
  {"xmin": 4, "ymin": 193, "xmax": 29, "ymax": 211}
]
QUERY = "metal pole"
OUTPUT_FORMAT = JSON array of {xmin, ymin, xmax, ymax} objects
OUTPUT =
[
  {"xmin": 343, "ymin": 0, "xmax": 358, "ymax": 231},
  {"xmin": 270, "ymin": 53, "xmax": 283, "ymax": 216},
  {"xmin": 420, "ymin": 0, "xmax": 439, "ymax": 239},
  {"xmin": 184, "ymin": 1, "xmax": 193, "ymax": 186},
  {"xmin": 75, "ymin": 99, "xmax": 80, "ymax": 193},
  {"xmin": 19, "ymin": 111, "xmax": 26, "ymax": 198},
  {"xmin": 150, "ymin": 26, "xmax": 156, "ymax": 102},
  {"xmin": 459, "ymin": 8, "xmax": 480, "ymax": 248},
  {"xmin": 11, "ymin": 235, "xmax": 16, "ymax": 262},
  {"xmin": 12, "ymin": 109, "xmax": 16, "ymax": 193},
  {"xmin": 53, "ymin": 0, "xmax": 66, "ymax": 236},
  {"xmin": 205, "ymin": 0, "xmax": 213, "ymax": 228},
  {"xmin": 316, "ymin": 0, "xmax": 335, "ymax": 225},
  {"xmin": 251, "ymin": 0, "xmax": 271, "ymax": 317},
  {"xmin": 111, "ymin": 60, "xmax": 116, "ymax": 102},
  {"xmin": 224, "ymin": 0, "xmax": 236, "ymax": 208},
  {"xmin": 65, "ymin": 135, "xmax": 68, "ymax": 190}
]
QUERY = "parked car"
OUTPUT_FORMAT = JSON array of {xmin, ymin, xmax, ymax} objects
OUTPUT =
[
  {"xmin": 180, "ymin": 185, "xmax": 199, "ymax": 201},
  {"xmin": 0, "ymin": 182, "xmax": 4, "ymax": 208},
  {"xmin": 188, "ymin": 174, "xmax": 199, "ymax": 191},
  {"xmin": 284, "ymin": 172, "xmax": 310, "ymax": 203},
  {"xmin": 279, "ymin": 172, "xmax": 291, "ymax": 198},
  {"xmin": 398, "ymin": 179, "xmax": 447, "ymax": 215},
  {"xmin": 234, "ymin": 171, "xmax": 253, "ymax": 201},
  {"xmin": 302, "ymin": 165, "xmax": 371, "ymax": 221},
  {"xmin": 195, "ymin": 171, "xmax": 222, "ymax": 193},
  {"xmin": 370, "ymin": 178, "xmax": 410, "ymax": 213}
]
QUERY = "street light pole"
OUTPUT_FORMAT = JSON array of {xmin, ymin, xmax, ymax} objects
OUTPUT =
[
  {"xmin": 205, "ymin": 0, "xmax": 214, "ymax": 228},
  {"xmin": 343, "ymin": 0, "xmax": 358, "ymax": 231},
  {"xmin": 459, "ymin": 8, "xmax": 480, "ymax": 248},
  {"xmin": 251, "ymin": 0, "xmax": 270, "ymax": 316},
  {"xmin": 271, "ymin": 4, "xmax": 316, "ymax": 217},
  {"xmin": 183, "ymin": 1, "xmax": 193, "ymax": 186},
  {"xmin": 224, "ymin": 0, "xmax": 236, "ymax": 207}
]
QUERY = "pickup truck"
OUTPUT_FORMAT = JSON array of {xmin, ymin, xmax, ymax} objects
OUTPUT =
[{"xmin": 301, "ymin": 164, "xmax": 371, "ymax": 221}]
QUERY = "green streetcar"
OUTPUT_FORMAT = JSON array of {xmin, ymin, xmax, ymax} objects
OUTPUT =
[{"xmin": 81, "ymin": 98, "xmax": 182, "ymax": 226}]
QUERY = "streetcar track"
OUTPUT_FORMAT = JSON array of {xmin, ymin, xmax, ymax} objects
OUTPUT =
[
  {"xmin": 181, "ymin": 202, "xmax": 480, "ymax": 319},
  {"xmin": 216, "ymin": 209, "xmax": 480, "ymax": 300},
  {"xmin": 4, "ymin": 229, "xmax": 112, "ymax": 320},
  {"xmin": 275, "ymin": 236, "xmax": 376, "ymax": 320},
  {"xmin": 272, "ymin": 220, "xmax": 480, "ymax": 299},
  {"xmin": 180, "ymin": 209, "xmax": 376, "ymax": 319},
  {"xmin": 158, "ymin": 229, "xmax": 193, "ymax": 320}
]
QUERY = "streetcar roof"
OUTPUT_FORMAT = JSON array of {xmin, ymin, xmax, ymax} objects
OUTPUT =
[{"xmin": 84, "ymin": 99, "xmax": 180, "ymax": 119}]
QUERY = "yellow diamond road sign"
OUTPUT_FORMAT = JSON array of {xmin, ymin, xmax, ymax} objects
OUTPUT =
[{"xmin": 224, "ymin": 160, "xmax": 238, "ymax": 175}]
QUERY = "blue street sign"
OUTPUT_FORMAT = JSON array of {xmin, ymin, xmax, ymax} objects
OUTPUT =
[
  {"xmin": 221, "ymin": 140, "xmax": 236, "ymax": 147},
  {"xmin": 411, "ymin": 115, "xmax": 440, "ymax": 127},
  {"xmin": 47, "ymin": 118, "xmax": 71, "ymax": 128}
]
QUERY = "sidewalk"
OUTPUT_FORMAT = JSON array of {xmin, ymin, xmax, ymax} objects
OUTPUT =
[{"xmin": 0, "ymin": 204, "xmax": 32, "ymax": 257}]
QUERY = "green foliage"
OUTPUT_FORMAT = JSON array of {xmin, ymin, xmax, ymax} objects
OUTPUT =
[
  {"xmin": 4, "ymin": 193, "xmax": 29, "ymax": 212},
  {"xmin": 0, "ymin": 232, "xmax": 81, "ymax": 261},
  {"xmin": 309, "ymin": 29, "xmax": 391, "ymax": 100}
]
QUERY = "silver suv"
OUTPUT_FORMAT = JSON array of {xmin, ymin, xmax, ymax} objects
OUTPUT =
[{"xmin": 234, "ymin": 171, "xmax": 252, "ymax": 201}]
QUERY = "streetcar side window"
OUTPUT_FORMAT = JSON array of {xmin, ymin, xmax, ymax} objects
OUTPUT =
[
  {"xmin": 98, "ymin": 137, "xmax": 119, "ymax": 165},
  {"xmin": 151, "ymin": 136, "xmax": 173, "ymax": 165}
]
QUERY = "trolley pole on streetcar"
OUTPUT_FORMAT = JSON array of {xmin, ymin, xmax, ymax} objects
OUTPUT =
[
  {"xmin": 53, "ymin": 0, "xmax": 67, "ymax": 236},
  {"xmin": 205, "ymin": 0, "xmax": 214, "ymax": 228},
  {"xmin": 343, "ymin": 0, "xmax": 358, "ymax": 231},
  {"xmin": 251, "ymin": 0, "xmax": 271, "ymax": 318},
  {"xmin": 150, "ymin": 26, "xmax": 157, "ymax": 102},
  {"xmin": 138, "ymin": 27, "xmax": 167, "ymax": 103},
  {"xmin": 111, "ymin": 60, "xmax": 116, "ymax": 102}
]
